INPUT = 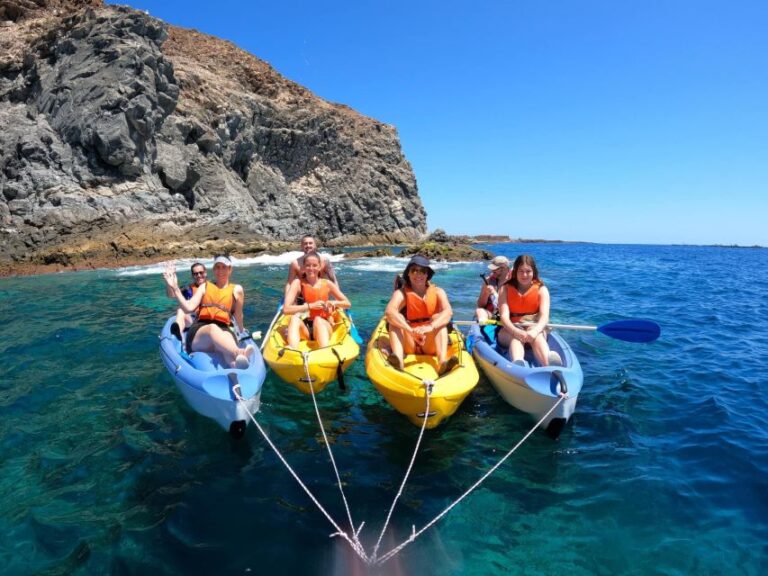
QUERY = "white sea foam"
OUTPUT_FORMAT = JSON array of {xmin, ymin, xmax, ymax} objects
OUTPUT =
[
  {"xmin": 337, "ymin": 255, "xmax": 479, "ymax": 274},
  {"xmin": 115, "ymin": 251, "xmax": 346, "ymax": 276}
]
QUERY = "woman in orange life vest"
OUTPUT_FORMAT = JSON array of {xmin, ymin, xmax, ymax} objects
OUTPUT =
[
  {"xmin": 283, "ymin": 251, "xmax": 351, "ymax": 349},
  {"xmin": 163, "ymin": 255, "xmax": 254, "ymax": 368},
  {"xmin": 384, "ymin": 255, "xmax": 459, "ymax": 376},
  {"xmin": 497, "ymin": 254, "xmax": 559, "ymax": 367}
]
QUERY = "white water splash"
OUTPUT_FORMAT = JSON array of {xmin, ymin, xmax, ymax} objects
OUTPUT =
[{"xmin": 116, "ymin": 251, "xmax": 346, "ymax": 277}]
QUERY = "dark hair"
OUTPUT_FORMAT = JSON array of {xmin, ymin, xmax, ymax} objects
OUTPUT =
[
  {"xmin": 507, "ymin": 254, "xmax": 543, "ymax": 289},
  {"xmin": 401, "ymin": 254, "xmax": 435, "ymax": 289},
  {"xmin": 190, "ymin": 262, "xmax": 206, "ymax": 273}
]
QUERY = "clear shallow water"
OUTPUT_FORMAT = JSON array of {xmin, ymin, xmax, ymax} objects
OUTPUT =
[{"xmin": 1, "ymin": 244, "xmax": 767, "ymax": 575}]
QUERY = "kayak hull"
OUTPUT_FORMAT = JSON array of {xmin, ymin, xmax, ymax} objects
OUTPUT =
[
  {"xmin": 468, "ymin": 324, "xmax": 583, "ymax": 438},
  {"xmin": 158, "ymin": 317, "xmax": 266, "ymax": 435},
  {"xmin": 262, "ymin": 309, "xmax": 360, "ymax": 394},
  {"xmin": 365, "ymin": 318, "xmax": 479, "ymax": 428}
]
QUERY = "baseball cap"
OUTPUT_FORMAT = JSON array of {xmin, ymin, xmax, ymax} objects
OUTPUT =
[{"xmin": 487, "ymin": 255, "xmax": 509, "ymax": 270}]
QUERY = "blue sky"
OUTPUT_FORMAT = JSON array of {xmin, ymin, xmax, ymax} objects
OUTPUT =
[{"xmin": 110, "ymin": 1, "xmax": 767, "ymax": 245}]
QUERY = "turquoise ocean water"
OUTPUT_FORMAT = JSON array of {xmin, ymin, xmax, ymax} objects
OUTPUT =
[{"xmin": 1, "ymin": 243, "xmax": 767, "ymax": 575}]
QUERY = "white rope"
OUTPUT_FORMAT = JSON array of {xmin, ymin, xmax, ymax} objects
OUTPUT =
[
  {"xmin": 232, "ymin": 384, "xmax": 370, "ymax": 562},
  {"xmin": 232, "ymin": 334, "xmax": 568, "ymax": 567},
  {"xmin": 300, "ymin": 352, "xmax": 362, "ymax": 550},
  {"xmin": 375, "ymin": 394, "xmax": 568, "ymax": 566},
  {"xmin": 371, "ymin": 379, "xmax": 434, "ymax": 562}
]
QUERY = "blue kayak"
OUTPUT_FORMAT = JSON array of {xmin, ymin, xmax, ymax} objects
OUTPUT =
[
  {"xmin": 467, "ymin": 323, "xmax": 584, "ymax": 438},
  {"xmin": 158, "ymin": 317, "xmax": 267, "ymax": 437}
]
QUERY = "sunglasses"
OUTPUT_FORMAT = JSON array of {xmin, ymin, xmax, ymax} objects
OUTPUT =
[
  {"xmin": 409, "ymin": 266, "xmax": 429, "ymax": 275},
  {"xmin": 192, "ymin": 271, "xmax": 206, "ymax": 276}
]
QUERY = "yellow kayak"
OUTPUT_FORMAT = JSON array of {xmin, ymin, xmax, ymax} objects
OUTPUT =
[
  {"xmin": 365, "ymin": 317, "xmax": 479, "ymax": 428},
  {"xmin": 262, "ymin": 309, "xmax": 360, "ymax": 394}
]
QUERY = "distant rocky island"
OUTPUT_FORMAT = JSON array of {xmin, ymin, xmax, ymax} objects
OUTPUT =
[{"xmin": 0, "ymin": 0, "xmax": 428, "ymax": 275}]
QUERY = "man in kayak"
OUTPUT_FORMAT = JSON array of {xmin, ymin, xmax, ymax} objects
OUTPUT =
[
  {"xmin": 166, "ymin": 261, "xmax": 207, "ymax": 340},
  {"xmin": 475, "ymin": 255, "xmax": 510, "ymax": 323},
  {"xmin": 163, "ymin": 255, "xmax": 254, "ymax": 369},
  {"xmin": 384, "ymin": 255, "xmax": 458, "ymax": 376},
  {"xmin": 285, "ymin": 235, "xmax": 338, "ymax": 297}
]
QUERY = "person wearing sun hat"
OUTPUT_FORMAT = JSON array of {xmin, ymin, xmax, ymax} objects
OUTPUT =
[
  {"xmin": 384, "ymin": 255, "xmax": 459, "ymax": 376},
  {"xmin": 163, "ymin": 254, "xmax": 254, "ymax": 369},
  {"xmin": 476, "ymin": 255, "xmax": 510, "ymax": 323}
]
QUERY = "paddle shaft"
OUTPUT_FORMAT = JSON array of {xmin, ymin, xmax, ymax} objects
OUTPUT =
[
  {"xmin": 456, "ymin": 320, "xmax": 595, "ymax": 330},
  {"xmin": 454, "ymin": 318, "xmax": 660, "ymax": 343},
  {"xmin": 260, "ymin": 301, "xmax": 284, "ymax": 351}
]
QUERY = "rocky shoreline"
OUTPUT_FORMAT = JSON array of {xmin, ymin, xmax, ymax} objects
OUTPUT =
[
  {"xmin": 0, "ymin": 229, "xmax": 566, "ymax": 277},
  {"xmin": 1, "ymin": 1, "xmax": 427, "ymax": 272}
]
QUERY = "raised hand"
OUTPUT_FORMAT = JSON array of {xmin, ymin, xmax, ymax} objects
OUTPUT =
[{"xmin": 162, "ymin": 261, "xmax": 179, "ymax": 289}]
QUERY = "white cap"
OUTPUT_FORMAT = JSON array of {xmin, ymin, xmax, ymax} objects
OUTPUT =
[
  {"xmin": 488, "ymin": 255, "xmax": 509, "ymax": 270},
  {"xmin": 213, "ymin": 255, "xmax": 232, "ymax": 266}
]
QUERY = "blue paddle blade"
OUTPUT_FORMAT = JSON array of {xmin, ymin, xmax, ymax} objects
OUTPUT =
[
  {"xmin": 597, "ymin": 319, "xmax": 661, "ymax": 343},
  {"xmin": 347, "ymin": 311, "xmax": 364, "ymax": 345}
]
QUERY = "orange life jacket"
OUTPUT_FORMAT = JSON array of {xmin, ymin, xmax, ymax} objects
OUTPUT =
[
  {"xmin": 197, "ymin": 281, "xmax": 235, "ymax": 325},
  {"xmin": 302, "ymin": 279, "xmax": 332, "ymax": 320},
  {"xmin": 402, "ymin": 285, "xmax": 439, "ymax": 326},
  {"xmin": 506, "ymin": 281, "xmax": 541, "ymax": 322}
]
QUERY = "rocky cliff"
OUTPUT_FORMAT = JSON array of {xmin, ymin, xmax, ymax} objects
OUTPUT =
[{"xmin": 0, "ymin": 0, "xmax": 426, "ymax": 273}]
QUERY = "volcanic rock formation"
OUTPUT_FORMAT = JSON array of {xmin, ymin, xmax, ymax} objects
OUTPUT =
[{"xmin": 0, "ymin": 0, "xmax": 426, "ymax": 271}]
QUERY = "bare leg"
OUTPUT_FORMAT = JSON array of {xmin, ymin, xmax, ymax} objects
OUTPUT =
[
  {"xmin": 509, "ymin": 338, "xmax": 526, "ymax": 363},
  {"xmin": 530, "ymin": 332, "xmax": 552, "ymax": 366},
  {"xmin": 190, "ymin": 324, "xmax": 246, "ymax": 367},
  {"xmin": 287, "ymin": 315, "xmax": 309, "ymax": 349},
  {"xmin": 475, "ymin": 308, "xmax": 490, "ymax": 323},
  {"xmin": 389, "ymin": 326, "xmax": 406, "ymax": 361},
  {"xmin": 497, "ymin": 328, "xmax": 512, "ymax": 349},
  {"xmin": 175, "ymin": 308, "xmax": 187, "ymax": 330},
  {"xmin": 312, "ymin": 317, "xmax": 333, "ymax": 347},
  {"xmin": 432, "ymin": 327, "xmax": 448, "ymax": 365},
  {"xmin": 432, "ymin": 327, "xmax": 460, "ymax": 376},
  {"xmin": 388, "ymin": 326, "xmax": 416, "ymax": 370}
]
